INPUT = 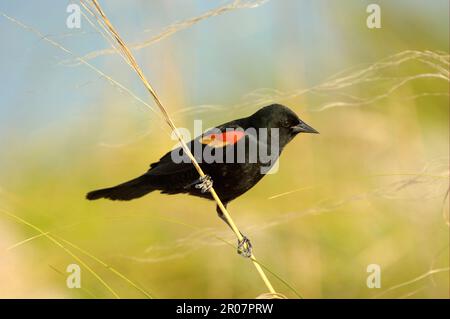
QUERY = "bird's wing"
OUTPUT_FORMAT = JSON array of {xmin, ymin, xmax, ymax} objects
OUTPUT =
[
  {"xmin": 146, "ymin": 142, "xmax": 196, "ymax": 176},
  {"xmin": 198, "ymin": 122, "xmax": 246, "ymax": 148},
  {"xmin": 146, "ymin": 121, "xmax": 247, "ymax": 177}
]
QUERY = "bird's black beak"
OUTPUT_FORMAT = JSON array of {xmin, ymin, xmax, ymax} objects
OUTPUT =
[{"xmin": 291, "ymin": 121, "xmax": 319, "ymax": 134}]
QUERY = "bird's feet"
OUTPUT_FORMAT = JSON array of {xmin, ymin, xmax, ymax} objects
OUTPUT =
[
  {"xmin": 237, "ymin": 235, "xmax": 253, "ymax": 258},
  {"xmin": 194, "ymin": 175, "xmax": 213, "ymax": 193}
]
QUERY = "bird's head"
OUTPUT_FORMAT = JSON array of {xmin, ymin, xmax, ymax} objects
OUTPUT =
[{"xmin": 249, "ymin": 104, "xmax": 318, "ymax": 144}]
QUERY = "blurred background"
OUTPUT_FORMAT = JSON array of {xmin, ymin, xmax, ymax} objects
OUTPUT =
[{"xmin": 0, "ymin": 0, "xmax": 448, "ymax": 298}]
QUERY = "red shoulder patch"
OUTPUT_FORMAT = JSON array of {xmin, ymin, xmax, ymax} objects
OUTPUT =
[{"xmin": 200, "ymin": 130, "xmax": 245, "ymax": 147}]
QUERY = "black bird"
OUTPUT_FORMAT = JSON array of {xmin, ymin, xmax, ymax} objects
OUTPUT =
[{"xmin": 87, "ymin": 104, "xmax": 318, "ymax": 256}]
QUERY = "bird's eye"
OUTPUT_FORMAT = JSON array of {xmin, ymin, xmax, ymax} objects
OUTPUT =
[{"xmin": 281, "ymin": 120, "xmax": 291, "ymax": 128}]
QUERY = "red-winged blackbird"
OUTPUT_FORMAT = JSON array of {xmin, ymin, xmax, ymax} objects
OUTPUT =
[{"xmin": 87, "ymin": 104, "xmax": 318, "ymax": 256}]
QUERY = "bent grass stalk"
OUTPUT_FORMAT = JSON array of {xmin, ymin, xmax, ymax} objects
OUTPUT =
[
  {"xmin": 88, "ymin": 0, "xmax": 276, "ymax": 295},
  {"xmin": 1, "ymin": 208, "xmax": 153, "ymax": 298},
  {"xmin": 74, "ymin": 0, "xmax": 269, "ymax": 64},
  {"xmin": 48, "ymin": 264, "xmax": 98, "ymax": 298},
  {"xmin": 53, "ymin": 235, "xmax": 154, "ymax": 299}
]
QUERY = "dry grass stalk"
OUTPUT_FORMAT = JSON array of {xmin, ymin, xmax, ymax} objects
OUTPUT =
[
  {"xmin": 74, "ymin": 0, "xmax": 269, "ymax": 64},
  {"xmin": 87, "ymin": 0, "xmax": 277, "ymax": 295}
]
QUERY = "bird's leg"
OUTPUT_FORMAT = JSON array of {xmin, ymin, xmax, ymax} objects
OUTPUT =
[
  {"xmin": 216, "ymin": 205, "xmax": 253, "ymax": 258},
  {"xmin": 194, "ymin": 175, "xmax": 213, "ymax": 193}
]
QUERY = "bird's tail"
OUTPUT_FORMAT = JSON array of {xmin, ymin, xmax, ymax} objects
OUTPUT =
[{"xmin": 86, "ymin": 174, "xmax": 155, "ymax": 201}]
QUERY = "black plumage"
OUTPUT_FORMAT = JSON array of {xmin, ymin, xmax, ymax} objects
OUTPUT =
[{"xmin": 86, "ymin": 104, "xmax": 318, "ymax": 205}]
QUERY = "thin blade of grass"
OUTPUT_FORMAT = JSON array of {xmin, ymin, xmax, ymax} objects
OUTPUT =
[{"xmin": 0, "ymin": 208, "xmax": 120, "ymax": 299}]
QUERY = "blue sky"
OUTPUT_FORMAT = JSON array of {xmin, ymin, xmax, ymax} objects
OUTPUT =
[{"xmin": 0, "ymin": 0, "xmax": 448, "ymax": 144}]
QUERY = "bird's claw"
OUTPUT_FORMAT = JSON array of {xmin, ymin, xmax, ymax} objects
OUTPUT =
[
  {"xmin": 237, "ymin": 236, "xmax": 252, "ymax": 258},
  {"xmin": 195, "ymin": 175, "xmax": 213, "ymax": 193}
]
